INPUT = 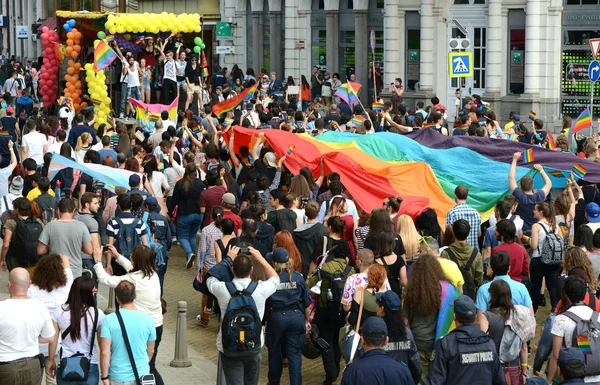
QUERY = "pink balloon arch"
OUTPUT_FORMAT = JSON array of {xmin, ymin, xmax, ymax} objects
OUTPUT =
[{"xmin": 40, "ymin": 26, "xmax": 60, "ymax": 106}]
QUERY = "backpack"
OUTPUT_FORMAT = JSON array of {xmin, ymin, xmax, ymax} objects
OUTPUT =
[
  {"xmin": 34, "ymin": 195, "xmax": 58, "ymax": 225},
  {"xmin": 221, "ymin": 281, "xmax": 262, "ymax": 356},
  {"xmin": 563, "ymin": 310, "xmax": 600, "ymax": 376},
  {"xmin": 317, "ymin": 264, "xmax": 353, "ymax": 320},
  {"xmin": 539, "ymin": 224, "xmax": 565, "ymax": 265},
  {"xmin": 275, "ymin": 209, "xmax": 296, "ymax": 233},
  {"xmin": 114, "ymin": 217, "xmax": 142, "ymax": 259},
  {"xmin": 11, "ymin": 217, "xmax": 43, "ymax": 267},
  {"xmin": 446, "ymin": 247, "xmax": 479, "ymax": 301}
]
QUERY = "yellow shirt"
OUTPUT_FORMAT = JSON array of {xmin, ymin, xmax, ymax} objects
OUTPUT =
[
  {"xmin": 437, "ymin": 257, "xmax": 465, "ymax": 288},
  {"xmin": 503, "ymin": 121, "xmax": 515, "ymax": 134},
  {"xmin": 26, "ymin": 188, "xmax": 55, "ymax": 201}
]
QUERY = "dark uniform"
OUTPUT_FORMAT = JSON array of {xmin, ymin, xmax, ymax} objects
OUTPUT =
[
  {"xmin": 424, "ymin": 324, "xmax": 506, "ymax": 385},
  {"xmin": 265, "ymin": 269, "xmax": 312, "ymax": 385}
]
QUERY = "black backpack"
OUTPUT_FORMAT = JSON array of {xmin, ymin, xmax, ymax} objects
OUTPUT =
[
  {"xmin": 446, "ymin": 247, "xmax": 479, "ymax": 301},
  {"xmin": 275, "ymin": 209, "xmax": 296, "ymax": 233},
  {"xmin": 318, "ymin": 264, "xmax": 353, "ymax": 320},
  {"xmin": 221, "ymin": 281, "xmax": 262, "ymax": 356},
  {"xmin": 11, "ymin": 217, "xmax": 43, "ymax": 267}
]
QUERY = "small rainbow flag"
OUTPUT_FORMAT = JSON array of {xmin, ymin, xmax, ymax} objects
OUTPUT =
[
  {"xmin": 225, "ymin": 159, "xmax": 233, "ymax": 173},
  {"xmin": 545, "ymin": 132, "xmax": 556, "ymax": 150},
  {"xmin": 91, "ymin": 98, "xmax": 102, "ymax": 107},
  {"xmin": 0, "ymin": 131, "xmax": 10, "ymax": 137},
  {"xmin": 372, "ymin": 101, "xmax": 384, "ymax": 111},
  {"xmin": 104, "ymin": 35, "xmax": 115, "ymax": 42},
  {"xmin": 351, "ymin": 116, "xmax": 365, "ymax": 126},
  {"xmin": 192, "ymin": 127, "xmax": 200, "ymax": 136},
  {"xmin": 258, "ymin": 88, "xmax": 267, "ymax": 95},
  {"xmin": 573, "ymin": 108, "xmax": 592, "ymax": 133},
  {"xmin": 202, "ymin": 67, "xmax": 209, "ymax": 78},
  {"xmin": 239, "ymin": 182, "xmax": 246, "ymax": 196},
  {"xmin": 576, "ymin": 335, "xmax": 592, "ymax": 355},
  {"xmin": 134, "ymin": 130, "xmax": 145, "ymax": 142},
  {"xmin": 529, "ymin": 111, "xmax": 536, "ymax": 121},
  {"xmin": 158, "ymin": 162, "xmax": 164, "ymax": 171},
  {"xmin": 200, "ymin": 127, "xmax": 207, "ymax": 136},
  {"xmin": 222, "ymin": 83, "xmax": 231, "ymax": 93},
  {"xmin": 334, "ymin": 82, "xmax": 362, "ymax": 106},
  {"xmin": 523, "ymin": 149, "xmax": 534, "ymax": 163},
  {"xmin": 572, "ymin": 163, "xmax": 587, "ymax": 179},
  {"xmin": 547, "ymin": 170, "xmax": 565, "ymax": 178},
  {"xmin": 262, "ymin": 96, "xmax": 273, "ymax": 108},
  {"xmin": 287, "ymin": 145, "xmax": 295, "ymax": 154},
  {"xmin": 423, "ymin": 122, "xmax": 437, "ymax": 129},
  {"xmin": 212, "ymin": 83, "xmax": 258, "ymax": 117},
  {"xmin": 223, "ymin": 118, "xmax": 233, "ymax": 127},
  {"xmin": 133, "ymin": 36, "xmax": 145, "ymax": 44},
  {"xmin": 93, "ymin": 39, "xmax": 117, "ymax": 71},
  {"xmin": 506, "ymin": 134, "xmax": 518, "ymax": 141},
  {"xmin": 456, "ymin": 124, "xmax": 469, "ymax": 131},
  {"xmin": 57, "ymin": 96, "xmax": 68, "ymax": 106}
]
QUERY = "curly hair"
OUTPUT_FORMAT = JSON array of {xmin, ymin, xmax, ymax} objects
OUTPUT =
[
  {"xmin": 403, "ymin": 254, "xmax": 444, "ymax": 316},
  {"xmin": 564, "ymin": 247, "xmax": 598, "ymax": 291},
  {"xmin": 31, "ymin": 254, "xmax": 67, "ymax": 292},
  {"xmin": 366, "ymin": 263, "xmax": 387, "ymax": 290}
]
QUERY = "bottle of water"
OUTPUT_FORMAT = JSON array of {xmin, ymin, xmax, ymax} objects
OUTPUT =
[{"xmin": 327, "ymin": 288, "xmax": 333, "ymax": 301}]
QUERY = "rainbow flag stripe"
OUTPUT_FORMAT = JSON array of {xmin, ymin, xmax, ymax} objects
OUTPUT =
[
  {"xmin": 456, "ymin": 125, "xmax": 469, "ymax": 131},
  {"xmin": 0, "ymin": 131, "xmax": 10, "ymax": 137},
  {"xmin": 577, "ymin": 335, "xmax": 592, "ymax": 355},
  {"xmin": 573, "ymin": 108, "xmax": 592, "ymax": 133},
  {"xmin": 529, "ymin": 111, "xmax": 536, "ymax": 121},
  {"xmin": 239, "ymin": 182, "xmax": 246, "ymax": 196},
  {"xmin": 372, "ymin": 101, "xmax": 384, "ymax": 111},
  {"xmin": 202, "ymin": 67, "xmax": 209, "ymax": 78},
  {"xmin": 547, "ymin": 170, "xmax": 565, "ymax": 178},
  {"xmin": 225, "ymin": 159, "xmax": 233, "ymax": 173},
  {"xmin": 572, "ymin": 163, "xmax": 587, "ymax": 179},
  {"xmin": 93, "ymin": 39, "xmax": 117, "ymax": 71},
  {"xmin": 222, "ymin": 83, "xmax": 231, "ymax": 93},
  {"xmin": 212, "ymin": 83, "xmax": 258, "ymax": 117},
  {"xmin": 545, "ymin": 132, "xmax": 556, "ymax": 150},
  {"xmin": 192, "ymin": 127, "xmax": 200, "ymax": 136},
  {"xmin": 258, "ymin": 88, "xmax": 267, "ymax": 95},
  {"xmin": 134, "ymin": 130, "xmax": 145, "ymax": 142},
  {"xmin": 287, "ymin": 145, "xmax": 295, "ymax": 154},
  {"xmin": 523, "ymin": 149, "xmax": 534, "ymax": 163},
  {"xmin": 57, "ymin": 96, "xmax": 68, "ymax": 106},
  {"xmin": 423, "ymin": 122, "xmax": 437, "ymax": 129},
  {"xmin": 506, "ymin": 134, "xmax": 518, "ymax": 141},
  {"xmin": 223, "ymin": 118, "xmax": 233, "ymax": 127},
  {"xmin": 351, "ymin": 116, "xmax": 365, "ymax": 126},
  {"xmin": 435, "ymin": 280, "xmax": 461, "ymax": 340},
  {"xmin": 158, "ymin": 162, "xmax": 164, "ymax": 171},
  {"xmin": 334, "ymin": 82, "xmax": 362, "ymax": 106}
]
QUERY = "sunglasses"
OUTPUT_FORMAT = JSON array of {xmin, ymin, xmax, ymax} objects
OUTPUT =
[{"xmin": 419, "ymin": 236, "xmax": 434, "ymax": 251}]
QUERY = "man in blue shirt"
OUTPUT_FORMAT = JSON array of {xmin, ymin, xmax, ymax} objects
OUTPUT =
[
  {"xmin": 341, "ymin": 317, "xmax": 414, "ymax": 385},
  {"xmin": 475, "ymin": 251, "xmax": 533, "ymax": 316},
  {"xmin": 99, "ymin": 281, "xmax": 156, "ymax": 385},
  {"xmin": 67, "ymin": 113, "xmax": 97, "ymax": 148}
]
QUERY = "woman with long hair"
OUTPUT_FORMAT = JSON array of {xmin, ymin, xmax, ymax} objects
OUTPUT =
[
  {"xmin": 264, "ymin": 247, "xmax": 312, "ymax": 385},
  {"xmin": 46, "ymin": 276, "xmax": 103, "ymax": 385},
  {"xmin": 573, "ymin": 224, "xmax": 595, "ymax": 252},
  {"xmin": 354, "ymin": 208, "xmax": 371, "ymax": 251},
  {"xmin": 251, "ymin": 203, "xmax": 275, "ymax": 252},
  {"xmin": 143, "ymin": 154, "xmax": 170, "ymax": 216},
  {"xmin": 374, "ymin": 230, "xmax": 407, "ymax": 296},
  {"xmin": 94, "ymin": 245, "xmax": 164, "ymax": 384},
  {"xmin": 289, "ymin": 174, "xmax": 311, "ymax": 201},
  {"xmin": 275, "ymin": 230, "xmax": 302, "ymax": 272},
  {"xmin": 402, "ymin": 254, "xmax": 445, "ymax": 383},
  {"xmin": 308, "ymin": 216, "xmax": 349, "ymax": 276},
  {"xmin": 530, "ymin": 202, "xmax": 562, "ymax": 312},
  {"xmin": 140, "ymin": 58, "xmax": 151, "ymax": 103},
  {"xmin": 553, "ymin": 183, "xmax": 577, "ymax": 247},
  {"xmin": 347, "ymin": 264, "xmax": 387, "ymax": 327},
  {"xmin": 562, "ymin": 246, "xmax": 598, "ymax": 293},
  {"xmin": 477, "ymin": 279, "xmax": 529, "ymax": 385},
  {"xmin": 396, "ymin": 214, "xmax": 420, "ymax": 263},
  {"xmin": 170, "ymin": 163, "xmax": 205, "ymax": 264},
  {"xmin": 74, "ymin": 132, "xmax": 92, "ymax": 163},
  {"xmin": 365, "ymin": 208, "xmax": 407, "ymax": 260},
  {"xmin": 227, "ymin": 218, "xmax": 269, "ymax": 257},
  {"xmin": 415, "ymin": 208, "xmax": 442, "ymax": 245},
  {"xmin": 299, "ymin": 165, "xmax": 324, "ymax": 201},
  {"xmin": 324, "ymin": 197, "xmax": 357, "ymax": 263},
  {"xmin": 300, "ymin": 75, "xmax": 311, "ymax": 110}
]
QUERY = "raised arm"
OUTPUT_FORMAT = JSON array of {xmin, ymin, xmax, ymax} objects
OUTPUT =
[
  {"xmin": 228, "ymin": 130, "xmax": 241, "ymax": 169},
  {"xmin": 508, "ymin": 152, "xmax": 520, "ymax": 192},
  {"xmin": 533, "ymin": 164, "xmax": 552, "ymax": 197},
  {"xmin": 314, "ymin": 156, "xmax": 325, "ymax": 188},
  {"xmin": 251, "ymin": 132, "xmax": 265, "ymax": 161}
]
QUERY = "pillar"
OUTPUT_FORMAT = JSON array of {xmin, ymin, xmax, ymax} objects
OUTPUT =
[
  {"xmin": 383, "ymin": 0, "xmax": 400, "ymax": 86},
  {"xmin": 325, "ymin": 11, "xmax": 339, "ymax": 74},
  {"xmin": 419, "ymin": 0, "xmax": 434, "ymax": 92},
  {"xmin": 523, "ymin": 0, "xmax": 542, "ymax": 96},
  {"xmin": 269, "ymin": 11, "xmax": 281, "ymax": 75},
  {"xmin": 397, "ymin": 10, "xmax": 406, "ymax": 87},
  {"xmin": 251, "ymin": 12, "xmax": 264, "ymax": 71},
  {"xmin": 297, "ymin": 9, "xmax": 312, "ymax": 78},
  {"xmin": 484, "ymin": 0, "xmax": 502, "ymax": 97},
  {"xmin": 118, "ymin": 0, "xmax": 126, "ymax": 13},
  {"xmin": 354, "ymin": 9, "xmax": 368, "ymax": 100}
]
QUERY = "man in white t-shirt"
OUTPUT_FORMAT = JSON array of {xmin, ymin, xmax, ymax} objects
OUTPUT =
[
  {"xmin": 21, "ymin": 120, "xmax": 47, "ymax": 167},
  {"xmin": 123, "ymin": 56, "xmax": 141, "ymax": 118},
  {"xmin": 47, "ymin": 130, "xmax": 66, "ymax": 155},
  {"xmin": 0, "ymin": 268, "xmax": 55, "ymax": 385},
  {"xmin": 547, "ymin": 275, "xmax": 600, "ymax": 384}
]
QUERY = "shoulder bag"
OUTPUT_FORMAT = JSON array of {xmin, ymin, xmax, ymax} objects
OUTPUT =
[
  {"xmin": 59, "ymin": 307, "xmax": 98, "ymax": 382},
  {"xmin": 116, "ymin": 310, "xmax": 156, "ymax": 385}
]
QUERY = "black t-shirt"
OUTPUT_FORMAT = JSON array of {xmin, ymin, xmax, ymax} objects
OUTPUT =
[
  {"xmin": 22, "ymin": 174, "xmax": 36, "ymax": 197},
  {"xmin": 185, "ymin": 64, "xmax": 200, "ymax": 86},
  {"xmin": 253, "ymin": 159, "xmax": 276, "ymax": 187},
  {"xmin": 241, "ymin": 182, "xmax": 258, "ymax": 202},
  {"xmin": 364, "ymin": 234, "xmax": 407, "ymax": 257}
]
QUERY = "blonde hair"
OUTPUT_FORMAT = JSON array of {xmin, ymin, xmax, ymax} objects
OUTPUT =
[
  {"xmin": 75, "ymin": 132, "xmax": 91, "ymax": 151},
  {"xmin": 396, "ymin": 214, "xmax": 420, "ymax": 259}
]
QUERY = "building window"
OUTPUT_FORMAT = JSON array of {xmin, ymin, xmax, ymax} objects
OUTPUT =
[
  {"xmin": 340, "ymin": 31, "xmax": 355, "ymax": 80},
  {"xmin": 312, "ymin": 30, "xmax": 327, "ymax": 70},
  {"xmin": 405, "ymin": 11, "xmax": 420, "ymax": 91},
  {"xmin": 454, "ymin": 0, "xmax": 486, "ymax": 3},
  {"xmin": 566, "ymin": 0, "xmax": 600, "ymax": 4},
  {"xmin": 319, "ymin": 0, "xmax": 324, "ymax": 8},
  {"xmin": 508, "ymin": 9, "xmax": 525, "ymax": 95}
]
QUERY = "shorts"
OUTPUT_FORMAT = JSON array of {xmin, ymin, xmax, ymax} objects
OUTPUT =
[
  {"xmin": 143, "ymin": 81, "xmax": 151, "ymax": 91},
  {"xmin": 128, "ymin": 86, "xmax": 141, "ymax": 100},
  {"xmin": 177, "ymin": 81, "xmax": 187, "ymax": 88},
  {"xmin": 187, "ymin": 85, "xmax": 201, "ymax": 94}
]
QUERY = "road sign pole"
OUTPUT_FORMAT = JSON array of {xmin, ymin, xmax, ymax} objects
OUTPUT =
[{"xmin": 592, "ymin": 84, "xmax": 594, "ymax": 139}]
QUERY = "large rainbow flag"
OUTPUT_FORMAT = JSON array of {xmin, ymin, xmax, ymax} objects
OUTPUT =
[
  {"xmin": 435, "ymin": 280, "xmax": 461, "ymax": 340},
  {"xmin": 212, "ymin": 83, "xmax": 258, "ymax": 117},
  {"xmin": 130, "ymin": 97, "xmax": 178, "ymax": 133},
  {"xmin": 93, "ymin": 39, "xmax": 117, "ymax": 71},
  {"xmin": 48, "ymin": 153, "xmax": 136, "ymax": 190}
]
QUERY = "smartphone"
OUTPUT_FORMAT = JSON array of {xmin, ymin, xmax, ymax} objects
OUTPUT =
[
  {"xmin": 239, "ymin": 247, "xmax": 250, "ymax": 255},
  {"xmin": 102, "ymin": 245, "xmax": 110, "ymax": 252}
]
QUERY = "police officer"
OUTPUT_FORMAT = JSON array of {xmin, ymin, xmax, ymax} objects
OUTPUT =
[
  {"xmin": 425, "ymin": 295, "xmax": 506, "ymax": 385},
  {"xmin": 265, "ymin": 248, "xmax": 312, "ymax": 385}
]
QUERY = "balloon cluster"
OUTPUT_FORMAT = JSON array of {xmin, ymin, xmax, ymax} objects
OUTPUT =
[
  {"xmin": 40, "ymin": 26, "xmax": 60, "ymax": 106},
  {"xmin": 103, "ymin": 13, "xmax": 201, "ymax": 35},
  {"xmin": 63, "ymin": 28, "xmax": 86, "ymax": 112},
  {"xmin": 63, "ymin": 19, "xmax": 76, "ymax": 32},
  {"xmin": 193, "ymin": 37, "xmax": 205, "ymax": 54},
  {"xmin": 84, "ymin": 62, "xmax": 112, "ymax": 129}
]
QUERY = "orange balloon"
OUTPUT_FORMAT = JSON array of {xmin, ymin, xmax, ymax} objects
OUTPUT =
[
  {"xmin": 66, "ymin": 39, "xmax": 74, "ymax": 46},
  {"xmin": 67, "ymin": 83, "xmax": 75, "ymax": 91},
  {"xmin": 64, "ymin": 74, "xmax": 70, "ymax": 82},
  {"xmin": 75, "ymin": 32, "xmax": 82, "ymax": 40},
  {"xmin": 76, "ymin": 89, "xmax": 82, "ymax": 95},
  {"xmin": 65, "ymin": 47, "xmax": 73, "ymax": 55},
  {"xmin": 65, "ymin": 92, "xmax": 72, "ymax": 99},
  {"xmin": 73, "ymin": 103, "xmax": 80, "ymax": 110},
  {"xmin": 75, "ymin": 81, "xmax": 82, "ymax": 88},
  {"xmin": 67, "ymin": 67, "xmax": 74, "ymax": 75},
  {"xmin": 67, "ymin": 60, "xmax": 75, "ymax": 67},
  {"xmin": 73, "ymin": 63, "xmax": 81, "ymax": 71},
  {"xmin": 66, "ymin": 32, "xmax": 74, "ymax": 40},
  {"xmin": 73, "ymin": 45, "xmax": 81, "ymax": 53},
  {"xmin": 70, "ymin": 51, "xmax": 78, "ymax": 59}
]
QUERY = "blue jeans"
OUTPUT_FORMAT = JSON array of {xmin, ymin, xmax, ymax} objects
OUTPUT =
[
  {"xmin": 56, "ymin": 363, "xmax": 99, "ymax": 385},
  {"xmin": 119, "ymin": 82, "xmax": 128, "ymax": 115},
  {"xmin": 176, "ymin": 213, "xmax": 203, "ymax": 256},
  {"xmin": 128, "ymin": 86, "xmax": 141, "ymax": 101}
]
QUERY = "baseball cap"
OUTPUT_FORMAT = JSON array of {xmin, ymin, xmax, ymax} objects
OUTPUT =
[
  {"xmin": 6, "ymin": 106, "xmax": 13, "ymax": 114},
  {"xmin": 375, "ymin": 291, "xmax": 401, "ymax": 311},
  {"xmin": 458, "ymin": 108, "xmax": 469, "ymax": 117},
  {"xmin": 558, "ymin": 347, "xmax": 585, "ymax": 367},
  {"xmin": 586, "ymin": 202, "xmax": 600, "ymax": 223},
  {"xmin": 129, "ymin": 174, "xmax": 141, "ymax": 187},
  {"xmin": 144, "ymin": 196, "xmax": 159, "ymax": 210},
  {"xmin": 264, "ymin": 152, "xmax": 277, "ymax": 168},
  {"xmin": 512, "ymin": 114, "xmax": 521, "ymax": 121},
  {"xmin": 222, "ymin": 192, "xmax": 236, "ymax": 206},
  {"xmin": 360, "ymin": 317, "xmax": 388, "ymax": 338},
  {"xmin": 9, "ymin": 176, "xmax": 23, "ymax": 195},
  {"xmin": 453, "ymin": 295, "xmax": 477, "ymax": 322},
  {"xmin": 265, "ymin": 248, "xmax": 289, "ymax": 263}
]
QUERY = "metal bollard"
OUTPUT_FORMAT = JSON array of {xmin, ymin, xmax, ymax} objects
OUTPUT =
[
  {"xmin": 170, "ymin": 301, "xmax": 192, "ymax": 367},
  {"xmin": 105, "ymin": 287, "xmax": 116, "ymax": 314}
]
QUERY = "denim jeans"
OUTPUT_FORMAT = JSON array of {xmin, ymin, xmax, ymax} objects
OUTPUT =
[
  {"xmin": 176, "ymin": 213, "xmax": 203, "ymax": 256},
  {"xmin": 128, "ymin": 86, "xmax": 141, "ymax": 101},
  {"xmin": 219, "ymin": 349, "xmax": 262, "ymax": 385},
  {"xmin": 56, "ymin": 363, "xmax": 99, "ymax": 385},
  {"xmin": 119, "ymin": 82, "xmax": 128, "ymax": 115},
  {"xmin": 149, "ymin": 326, "xmax": 164, "ymax": 385}
]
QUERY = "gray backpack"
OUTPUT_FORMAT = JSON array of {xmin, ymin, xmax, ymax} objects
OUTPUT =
[
  {"xmin": 563, "ymin": 310, "xmax": 600, "ymax": 376},
  {"xmin": 539, "ymin": 224, "xmax": 564, "ymax": 265}
]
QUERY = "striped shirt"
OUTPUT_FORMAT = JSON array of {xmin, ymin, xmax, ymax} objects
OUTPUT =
[
  {"xmin": 106, "ymin": 212, "xmax": 149, "ymax": 240},
  {"xmin": 196, "ymin": 222, "xmax": 223, "ymax": 273}
]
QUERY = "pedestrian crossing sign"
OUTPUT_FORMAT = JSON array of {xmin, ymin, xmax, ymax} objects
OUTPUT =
[{"xmin": 448, "ymin": 52, "xmax": 473, "ymax": 78}]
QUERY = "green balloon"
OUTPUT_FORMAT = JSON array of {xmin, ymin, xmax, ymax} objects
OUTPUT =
[
  {"xmin": 194, "ymin": 37, "xmax": 202, "ymax": 46},
  {"xmin": 97, "ymin": 31, "xmax": 106, "ymax": 39},
  {"xmin": 200, "ymin": 43, "xmax": 206, "ymax": 49},
  {"xmin": 193, "ymin": 46, "xmax": 201, "ymax": 53}
]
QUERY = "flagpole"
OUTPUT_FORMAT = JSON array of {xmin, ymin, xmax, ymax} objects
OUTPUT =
[{"xmin": 347, "ymin": 82, "xmax": 373, "ymax": 128}]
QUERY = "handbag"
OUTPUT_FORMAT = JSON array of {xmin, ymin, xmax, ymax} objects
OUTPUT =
[
  {"xmin": 59, "ymin": 307, "xmax": 98, "ymax": 382},
  {"xmin": 116, "ymin": 310, "xmax": 156, "ymax": 385},
  {"xmin": 341, "ymin": 287, "xmax": 365, "ymax": 364}
]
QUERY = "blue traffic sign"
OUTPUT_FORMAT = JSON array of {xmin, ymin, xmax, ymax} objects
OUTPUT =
[
  {"xmin": 448, "ymin": 52, "xmax": 473, "ymax": 78},
  {"xmin": 589, "ymin": 60, "xmax": 600, "ymax": 83}
]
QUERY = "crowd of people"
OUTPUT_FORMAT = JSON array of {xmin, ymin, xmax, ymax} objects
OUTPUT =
[{"xmin": 0, "ymin": 49, "xmax": 598, "ymax": 385}]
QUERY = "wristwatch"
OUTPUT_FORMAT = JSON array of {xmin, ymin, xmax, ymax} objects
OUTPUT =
[{"xmin": 101, "ymin": 375, "xmax": 109, "ymax": 380}]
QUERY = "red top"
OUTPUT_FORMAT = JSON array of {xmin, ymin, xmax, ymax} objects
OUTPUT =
[
  {"xmin": 223, "ymin": 210, "xmax": 242, "ymax": 235},
  {"xmin": 491, "ymin": 242, "xmax": 530, "ymax": 282},
  {"xmin": 342, "ymin": 215, "xmax": 357, "ymax": 264},
  {"xmin": 200, "ymin": 186, "xmax": 226, "ymax": 225}
]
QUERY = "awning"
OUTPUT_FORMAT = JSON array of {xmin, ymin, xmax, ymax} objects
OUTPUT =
[{"xmin": 37, "ymin": 18, "xmax": 56, "ymax": 32}]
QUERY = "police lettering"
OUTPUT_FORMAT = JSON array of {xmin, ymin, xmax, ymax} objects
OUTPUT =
[
  {"xmin": 153, "ymin": 220, "xmax": 166, "ymax": 227},
  {"xmin": 276, "ymin": 282, "xmax": 297, "ymax": 290},
  {"xmin": 460, "ymin": 351, "xmax": 494, "ymax": 364},
  {"xmin": 385, "ymin": 341, "xmax": 411, "ymax": 351}
]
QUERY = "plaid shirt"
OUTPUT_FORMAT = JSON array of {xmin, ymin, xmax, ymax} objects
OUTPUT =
[
  {"xmin": 196, "ymin": 222, "xmax": 223, "ymax": 272},
  {"xmin": 446, "ymin": 203, "xmax": 481, "ymax": 249}
]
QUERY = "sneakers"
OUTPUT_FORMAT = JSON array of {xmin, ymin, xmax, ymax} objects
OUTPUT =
[
  {"xmin": 539, "ymin": 295, "xmax": 547, "ymax": 307},
  {"xmin": 196, "ymin": 314, "xmax": 208, "ymax": 328},
  {"xmin": 186, "ymin": 253, "xmax": 195, "ymax": 270},
  {"xmin": 118, "ymin": 113, "xmax": 124, "ymax": 119}
]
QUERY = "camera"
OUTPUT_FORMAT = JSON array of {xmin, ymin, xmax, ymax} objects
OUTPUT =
[{"xmin": 239, "ymin": 247, "xmax": 250, "ymax": 255}]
